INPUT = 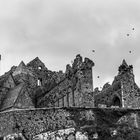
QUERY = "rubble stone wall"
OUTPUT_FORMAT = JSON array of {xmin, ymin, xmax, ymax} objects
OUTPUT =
[
  {"xmin": 94, "ymin": 82, "xmax": 122, "ymax": 108},
  {"xmin": 0, "ymin": 108, "xmax": 140, "ymax": 140},
  {"xmin": 0, "ymin": 108, "xmax": 96, "ymax": 139},
  {"xmin": 122, "ymin": 75, "xmax": 140, "ymax": 108},
  {"xmin": 37, "ymin": 55, "xmax": 94, "ymax": 108}
]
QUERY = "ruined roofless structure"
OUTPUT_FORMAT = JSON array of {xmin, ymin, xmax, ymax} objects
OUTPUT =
[
  {"xmin": 0, "ymin": 54, "xmax": 95, "ymax": 111},
  {"xmin": 0, "ymin": 55, "xmax": 140, "ymax": 111},
  {"xmin": 94, "ymin": 59, "xmax": 140, "ymax": 108},
  {"xmin": 0, "ymin": 55, "xmax": 140, "ymax": 139}
]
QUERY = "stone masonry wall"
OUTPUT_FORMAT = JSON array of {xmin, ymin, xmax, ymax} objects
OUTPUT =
[
  {"xmin": 94, "ymin": 82, "xmax": 122, "ymax": 108},
  {"xmin": 122, "ymin": 74, "xmax": 140, "ymax": 108},
  {"xmin": 37, "ymin": 55, "xmax": 95, "ymax": 108},
  {"xmin": 94, "ymin": 60, "xmax": 140, "ymax": 109},
  {"xmin": 118, "ymin": 61, "xmax": 140, "ymax": 108},
  {"xmin": 0, "ymin": 108, "xmax": 96, "ymax": 139},
  {"xmin": 0, "ymin": 108, "xmax": 139, "ymax": 140}
]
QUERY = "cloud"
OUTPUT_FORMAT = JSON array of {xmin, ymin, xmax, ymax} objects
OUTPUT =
[{"xmin": 0, "ymin": 0, "xmax": 140, "ymax": 88}]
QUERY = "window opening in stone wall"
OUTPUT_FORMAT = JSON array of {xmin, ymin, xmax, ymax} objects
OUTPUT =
[
  {"xmin": 37, "ymin": 78, "xmax": 42, "ymax": 86},
  {"xmin": 38, "ymin": 66, "xmax": 42, "ymax": 70}
]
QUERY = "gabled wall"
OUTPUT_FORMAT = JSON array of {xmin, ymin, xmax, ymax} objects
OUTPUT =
[
  {"xmin": 94, "ymin": 60, "xmax": 140, "ymax": 109},
  {"xmin": 3, "ymin": 74, "xmax": 15, "ymax": 89}
]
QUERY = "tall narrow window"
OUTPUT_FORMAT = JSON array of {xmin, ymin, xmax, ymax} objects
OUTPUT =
[{"xmin": 37, "ymin": 78, "xmax": 42, "ymax": 86}]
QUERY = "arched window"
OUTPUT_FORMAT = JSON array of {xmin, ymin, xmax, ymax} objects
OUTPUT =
[
  {"xmin": 112, "ymin": 96, "xmax": 121, "ymax": 107},
  {"xmin": 37, "ymin": 78, "xmax": 42, "ymax": 86}
]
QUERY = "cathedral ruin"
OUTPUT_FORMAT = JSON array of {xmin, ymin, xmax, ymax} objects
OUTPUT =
[{"xmin": 0, "ymin": 54, "xmax": 140, "ymax": 139}]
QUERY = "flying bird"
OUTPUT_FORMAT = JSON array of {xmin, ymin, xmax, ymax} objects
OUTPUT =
[
  {"xmin": 92, "ymin": 50, "xmax": 95, "ymax": 52},
  {"xmin": 127, "ymin": 34, "xmax": 129, "ymax": 36},
  {"xmin": 97, "ymin": 76, "xmax": 100, "ymax": 78},
  {"xmin": 132, "ymin": 28, "xmax": 134, "ymax": 30},
  {"xmin": 129, "ymin": 51, "xmax": 132, "ymax": 53}
]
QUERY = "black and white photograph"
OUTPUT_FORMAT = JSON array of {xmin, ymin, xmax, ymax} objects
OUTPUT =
[{"xmin": 0, "ymin": 0, "xmax": 140, "ymax": 139}]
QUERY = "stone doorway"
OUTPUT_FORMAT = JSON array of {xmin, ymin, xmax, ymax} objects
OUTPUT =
[{"xmin": 112, "ymin": 96, "xmax": 121, "ymax": 107}]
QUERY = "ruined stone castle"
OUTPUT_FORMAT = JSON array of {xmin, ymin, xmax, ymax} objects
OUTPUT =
[
  {"xmin": 0, "ymin": 54, "xmax": 94, "ymax": 111},
  {"xmin": 0, "ymin": 54, "xmax": 140, "ymax": 139},
  {"xmin": 94, "ymin": 59, "xmax": 140, "ymax": 108}
]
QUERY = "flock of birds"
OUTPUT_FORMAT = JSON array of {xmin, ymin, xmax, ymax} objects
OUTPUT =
[
  {"xmin": 69, "ymin": 27, "xmax": 135, "ymax": 90},
  {"xmin": 127, "ymin": 28, "xmax": 135, "ymax": 37},
  {"xmin": 91, "ymin": 27, "xmax": 135, "ymax": 89}
]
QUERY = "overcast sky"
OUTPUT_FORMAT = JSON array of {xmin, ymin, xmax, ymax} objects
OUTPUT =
[{"xmin": 0, "ymin": 0, "xmax": 140, "ymax": 88}]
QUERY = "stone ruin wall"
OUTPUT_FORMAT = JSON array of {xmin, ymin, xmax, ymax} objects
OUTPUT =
[
  {"xmin": 94, "ymin": 60, "xmax": 140, "ymax": 109},
  {"xmin": 0, "ymin": 108, "xmax": 139, "ymax": 140},
  {"xmin": 116, "ymin": 63, "xmax": 140, "ymax": 108},
  {"xmin": 0, "ymin": 108, "xmax": 96, "ymax": 139},
  {"xmin": 94, "ymin": 81, "xmax": 122, "ymax": 108},
  {"xmin": 0, "ymin": 54, "xmax": 94, "ymax": 112},
  {"xmin": 1, "ymin": 54, "xmax": 140, "ymax": 110},
  {"xmin": 1, "ymin": 56, "xmax": 140, "ymax": 139},
  {"xmin": 122, "ymin": 75, "xmax": 140, "ymax": 108},
  {"xmin": 37, "ymin": 55, "xmax": 95, "ymax": 108}
]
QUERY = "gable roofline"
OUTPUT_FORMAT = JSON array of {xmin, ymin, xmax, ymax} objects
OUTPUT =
[
  {"xmin": 18, "ymin": 61, "xmax": 26, "ymax": 68},
  {"xmin": 26, "ymin": 57, "xmax": 47, "ymax": 69},
  {"xmin": 1, "ymin": 83, "xmax": 35, "ymax": 112},
  {"xmin": 14, "ymin": 84, "xmax": 34, "ymax": 108},
  {"xmin": 0, "ymin": 83, "xmax": 25, "ymax": 111},
  {"xmin": 10, "ymin": 73, "xmax": 16, "ymax": 86},
  {"xmin": 0, "ymin": 71, "xmax": 16, "ymax": 88},
  {"xmin": 26, "ymin": 57, "xmax": 42, "ymax": 65},
  {"xmin": 121, "ymin": 59, "xmax": 128, "ymax": 67}
]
